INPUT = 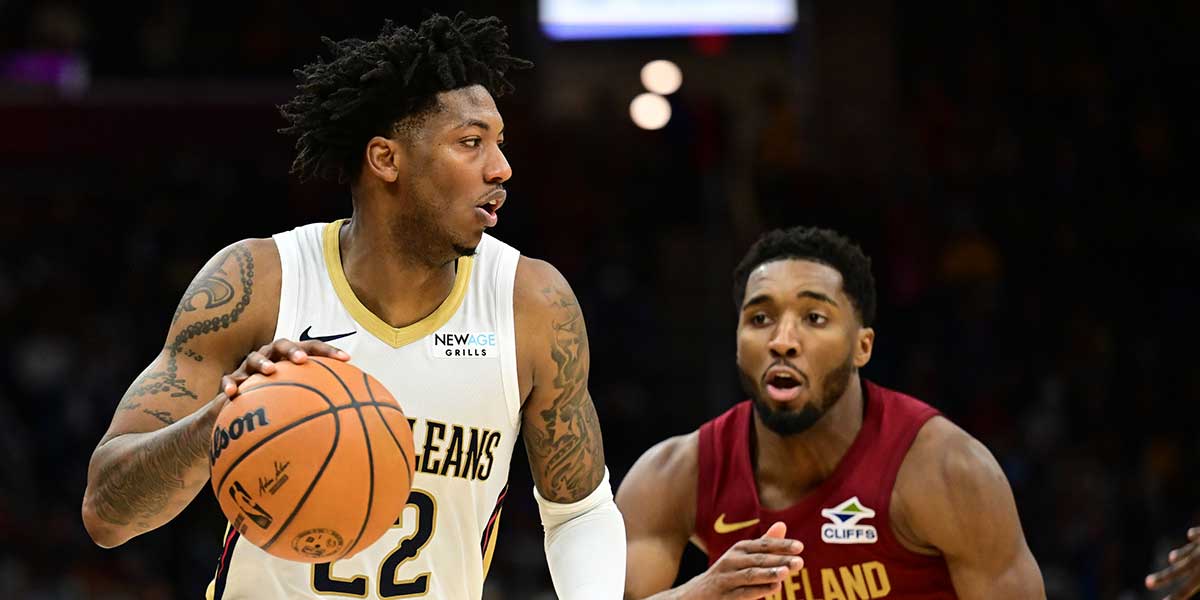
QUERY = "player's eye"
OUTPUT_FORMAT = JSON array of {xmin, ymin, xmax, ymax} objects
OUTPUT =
[
  {"xmin": 461, "ymin": 138, "xmax": 482, "ymax": 148},
  {"xmin": 750, "ymin": 313, "xmax": 771, "ymax": 326},
  {"xmin": 806, "ymin": 313, "xmax": 828, "ymax": 326}
]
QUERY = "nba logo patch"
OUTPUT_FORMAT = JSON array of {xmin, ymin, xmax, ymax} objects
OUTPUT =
[
  {"xmin": 428, "ymin": 331, "xmax": 498, "ymax": 359},
  {"xmin": 820, "ymin": 496, "xmax": 878, "ymax": 544}
]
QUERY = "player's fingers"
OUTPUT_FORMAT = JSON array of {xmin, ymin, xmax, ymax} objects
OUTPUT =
[
  {"xmin": 1190, "ymin": 527, "xmax": 1200, "ymax": 542},
  {"xmin": 1150, "ymin": 537, "xmax": 1200, "ymax": 589},
  {"xmin": 270, "ymin": 338, "xmax": 309, "ymax": 363},
  {"xmin": 244, "ymin": 350, "xmax": 276, "ymax": 375},
  {"xmin": 728, "ymin": 582, "xmax": 783, "ymax": 600},
  {"xmin": 1147, "ymin": 552, "xmax": 1198, "ymax": 590},
  {"xmin": 297, "ymin": 339, "xmax": 351, "ymax": 361},
  {"xmin": 1147, "ymin": 566, "xmax": 1177, "ymax": 590},
  {"xmin": 220, "ymin": 375, "xmax": 240, "ymax": 398},
  {"xmin": 735, "ymin": 537, "xmax": 804, "ymax": 555},
  {"xmin": 762, "ymin": 521, "xmax": 787, "ymax": 539},
  {"xmin": 1169, "ymin": 541, "xmax": 1199, "ymax": 565},
  {"xmin": 1169, "ymin": 574, "xmax": 1200, "ymax": 600},
  {"xmin": 725, "ymin": 551, "xmax": 802, "ymax": 572},
  {"xmin": 1162, "ymin": 576, "xmax": 1200, "ymax": 600},
  {"xmin": 726, "ymin": 565, "xmax": 790, "ymax": 588}
]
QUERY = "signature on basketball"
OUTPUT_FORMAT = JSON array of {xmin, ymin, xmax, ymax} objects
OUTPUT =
[{"xmin": 258, "ymin": 460, "xmax": 291, "ymax": 496}]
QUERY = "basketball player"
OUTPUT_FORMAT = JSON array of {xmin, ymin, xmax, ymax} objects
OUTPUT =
[
  {"xmin": 618, "ymin": 226, "xmax": 1045, "ymax": 599},
  {"xmin": 81, "ymin": 14, "xmax": 624, "ymax": 599},
  {"xmin": 1147, "ymin": 526, "xmax": 1200, "ymax": 599}
]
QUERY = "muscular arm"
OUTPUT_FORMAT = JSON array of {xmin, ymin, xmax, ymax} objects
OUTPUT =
[
  {"xmin": 515, "ymin": 258, "xmax": 624, "ymax": 599},
  {"xmin": 81, "ymin": 239, "xmax": 279, "ymax": 547},
  {"xmin": 516, "ymin": 258, "xmax": 605, "ymax": 502},
  {"xmin": 620, "ymin": 432, "xmax": 801, "ymax": 600},
  {"xmin": 894, "ymin": 417, "xmax": 1045, "ymax": 599},
  {"xmin": 617, "ymin": 434, "xmax": 698, "ymax": 599}
]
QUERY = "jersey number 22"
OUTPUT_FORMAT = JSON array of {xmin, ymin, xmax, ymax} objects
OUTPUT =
[{"xmin": 312, "ymin": 489, "xmax": 436, "ymax": 597}]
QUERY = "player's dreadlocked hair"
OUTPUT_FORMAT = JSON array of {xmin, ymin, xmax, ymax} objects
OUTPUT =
[
  {"xmin": 733, "ymin": 226, "xmax": 877, "ymax": 327},
  {"xmin": 279, "ymin": 13, "xmax": 532, "ymax": 183}
]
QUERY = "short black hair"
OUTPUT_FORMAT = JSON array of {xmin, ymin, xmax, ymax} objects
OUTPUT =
[
  {"xmin": 279, "ymin": 13, "xmax": 532, "ymax": 183},
  {"xmin": 732, "ymin": 226, "xmax": 877, "ymax": 327}
]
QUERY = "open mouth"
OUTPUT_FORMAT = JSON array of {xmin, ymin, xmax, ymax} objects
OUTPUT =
[
  {"xmin": 764, "ymin": 368, "xmax": 805, "ymax": 402},
  {"xmin": 475, "ymin": 190, "xmax": 505, "ymax": 227}
]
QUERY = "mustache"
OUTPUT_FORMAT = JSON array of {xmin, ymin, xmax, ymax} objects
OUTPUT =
[
  {"xmin": 480, "ymin": 185, "xmax": 505, "ymax": 201},
  {"xmin": 764, "ymin": 359, "xmax": 809, "ymax": 384}
]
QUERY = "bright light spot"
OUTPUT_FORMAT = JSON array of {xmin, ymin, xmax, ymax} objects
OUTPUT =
[
  {"xmin": 629, "ymin": 93, "xmax": 672, "ymax": 130},
  {"xmin": 640, "ymin": 59, "xmax": 683, "ymax": 95}
]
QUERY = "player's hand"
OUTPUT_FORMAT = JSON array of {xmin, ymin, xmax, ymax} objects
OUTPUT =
[
  {"xmin": 679, "ymin": 521, "xmax": 803, "ymax": 600},
  {"xmin": 1147, "ymin": 527, "xmax": 1200, "ymax": 600},
  {"xmin": 220, "ymin": 338, "xmax": 351, "ymax": 399}
]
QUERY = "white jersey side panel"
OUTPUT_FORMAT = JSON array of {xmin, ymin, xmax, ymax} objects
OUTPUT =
[{"xmin": 209, "ymin": 220, "xmax": 522, "ymax": 600}]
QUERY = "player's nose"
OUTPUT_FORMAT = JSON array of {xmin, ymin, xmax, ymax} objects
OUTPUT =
[
  {"xmin": 485, "ymin": 147, "xmax": 512, "ymax": 184},
  {"xmin": 767, "ymin": 317, "xmax": 801, "ymax": 358}
]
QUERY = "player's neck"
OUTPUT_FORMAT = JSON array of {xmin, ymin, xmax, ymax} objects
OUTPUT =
[
  {"xmin": 751, "ymin": 376, "xmax": 865, "ymax": 509},
  {"xmin": 337, "ymin": 216, "xmax": 458, "ymax": 329}
]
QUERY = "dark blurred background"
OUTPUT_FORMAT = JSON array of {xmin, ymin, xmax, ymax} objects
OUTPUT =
[{"xmin": 1, "ymin": 1, "xmax": 1198, "ymax": 598}]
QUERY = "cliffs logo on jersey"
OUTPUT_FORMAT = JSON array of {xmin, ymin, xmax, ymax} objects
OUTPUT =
[
  {"xmin": 428, "ymin": 331, "xmax": 498, "ymax": 358},
  {"xmin": 820, "ymin": 496, "xmax": 878, "ymax": 544}
]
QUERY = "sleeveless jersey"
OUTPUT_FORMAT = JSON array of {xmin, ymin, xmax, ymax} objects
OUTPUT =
[
  {"xmin": 695, "ymin": 381, "xmax": 957, "ymax": 600},
  {"xmin": 207, "ymin": 220, "xmax": 522, "ymax": 600}
]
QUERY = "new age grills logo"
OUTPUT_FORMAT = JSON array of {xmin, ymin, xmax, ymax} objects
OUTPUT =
[
  {"xmin": 820, "ymin": 497, "xmax": 878, "ymax": 544},
  {"xmin": 429, "ymin": 332, "xmax": 497, "ymax": 358}
]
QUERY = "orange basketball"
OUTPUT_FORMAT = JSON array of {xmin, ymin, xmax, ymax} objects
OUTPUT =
[{"xmin": 209, "ymin": 356, "xmax": 415, "ymax": 563}]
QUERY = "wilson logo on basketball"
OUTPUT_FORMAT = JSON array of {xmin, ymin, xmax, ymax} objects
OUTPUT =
[{"xmin": 210, "ymin": 408, "xmax": 270, "ymax": 465}]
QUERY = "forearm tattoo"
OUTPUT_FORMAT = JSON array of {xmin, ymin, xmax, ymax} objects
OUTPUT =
[
  {"xmin": 525, "ymin": 286, "xmax": 606, "ymax": 502},
  {"xmin": 95, "ymin": 246, "xmax": 255, "ymax": 526},
  {"xmin": 92, "ymin": 414, "xmax": 213, "ymax": 528}
]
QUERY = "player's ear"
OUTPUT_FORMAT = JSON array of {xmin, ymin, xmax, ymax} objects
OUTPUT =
[
  {"xmin": 853, "ymin": 327, "xmax": 874, "ymax": 368},
  {"xmin": 364, "ymin": 136, "xmax": 402, "ymax": 183}
]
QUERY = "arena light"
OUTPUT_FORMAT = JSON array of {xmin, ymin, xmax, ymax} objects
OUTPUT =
[
  {"xmin": 629, "ymin": 93, "xmax": 671, "ymax": 130},
  {"xmin": 640, "ymin": 60, "xmax": 682, "ymax": 95}
]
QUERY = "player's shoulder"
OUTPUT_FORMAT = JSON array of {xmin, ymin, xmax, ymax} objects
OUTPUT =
[
  {"xmin": 513, "ymin": 255, "xmax": 567, "ymax": 294},
  {"xmin": 617, "ymin": 431, "xmax": 699, "ymax": 536},
  {"xmin": 172, "ymin": 236, "xmax": 282, "ymax": 347},
  {"xmin": 895, "ymin": 415, "xmax": 1008, "ymax": 521},
  {"xmin": 512, "ymin": 256, "xmax": 578, "ymax": 328},
  {"xmin": 203, "ymin": 236, "xmax": 282, "ymax": 288},
  {"xmin": 630, "ymin": 431, "xmax": 700, "ymax": 480},
  {"xmin": 906, "ymin": 416, "xmax": 996, "ymax": 480},
  {"xmin": 237, "ymin": 236, "xmax": 281, "ymax": 265},
  {"xmin": 619, "ymin": 433, "xmax": 699, "ymax": 505},
  {"xmin": 892, "ymin": 414, "xmax": 1024, "ymax": 559}
]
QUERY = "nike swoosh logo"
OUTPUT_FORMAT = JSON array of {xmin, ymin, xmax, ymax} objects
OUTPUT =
[
  {"xmin": 714, "ymin": 514, "xmax": 760, "ymax": 534},
  {"xmin": 299, "ymin": 326, "xmax": 356, "ymax": 343}
]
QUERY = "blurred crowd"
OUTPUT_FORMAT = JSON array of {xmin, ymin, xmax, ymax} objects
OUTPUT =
[{"xmin": 1, "ymin": 1, "xmax": 1198, "ymax": 599}]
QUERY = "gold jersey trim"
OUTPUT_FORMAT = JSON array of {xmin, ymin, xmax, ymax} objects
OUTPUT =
[
  {"xmin": 481, "ymin": 508, "xmax": 503, "ymax": 579},
  {"xmin": 322, "ymin": 219, "xmax": 473, "ymax": 348}
]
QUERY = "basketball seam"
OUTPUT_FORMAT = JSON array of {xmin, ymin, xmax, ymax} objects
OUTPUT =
[
  {"xmin": 363, "ymin": 372, "xmax": 415, "ymax": 489},
  {"xmin": 310, "ymin": 358, "xmax": 376, "ymax": 561},
  {"xmin": 243, "ymin": 380, "xmax": 341, "ymax": 553},
  {"xmin": 217, "ymin": 383, "xmax": 404, "ymax": 487},
  {"xmin": 212, "ymin": 382, "xmax": 338, "ymax": 494},
  {"xmin": 213, "ymin": 368, "xmax": 408, "ymax": 558}
]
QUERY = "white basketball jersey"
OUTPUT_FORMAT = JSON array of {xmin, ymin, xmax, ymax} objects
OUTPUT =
[{"xmin": 207, "ymin": 220, "xmax": 522, "ymax": 600}]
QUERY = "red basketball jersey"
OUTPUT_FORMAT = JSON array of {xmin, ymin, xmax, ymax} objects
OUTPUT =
[{"xmin": 696, "ymin": 380, "xmax": 957, "ymax": 600}]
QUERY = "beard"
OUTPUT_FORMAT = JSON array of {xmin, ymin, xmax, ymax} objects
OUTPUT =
[
  {"xmin": 450, "ymin": 242, "xmax": 478, "ymax": 258},
  {"xmin": 739, "ymin": 352, "xmax": 856, "ymax": 436},
  {"xmin": 388, "ymin": 193, "xmax": 476, "ymax": 265}
]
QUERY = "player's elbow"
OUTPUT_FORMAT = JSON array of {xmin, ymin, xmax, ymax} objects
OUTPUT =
[{"xmin": 81, "ymin": 493, "xmax": 130, "ymax": 548}]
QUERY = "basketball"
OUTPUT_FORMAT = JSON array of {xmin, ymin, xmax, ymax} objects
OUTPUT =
[{"xmin": 209, "ymin": 357, "xmax": 415, "ymax": 563}]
